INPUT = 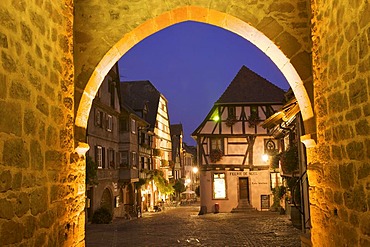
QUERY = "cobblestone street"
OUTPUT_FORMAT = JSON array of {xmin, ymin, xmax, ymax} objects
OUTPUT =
[{"xmin": 86, "ymin": 205, "xmax": 301, "ymax": 247}]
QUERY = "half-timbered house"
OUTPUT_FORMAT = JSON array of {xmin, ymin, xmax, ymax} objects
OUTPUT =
[{"xmin": 192, "ymin": 66, "xmax": 286, "ymax": 213}]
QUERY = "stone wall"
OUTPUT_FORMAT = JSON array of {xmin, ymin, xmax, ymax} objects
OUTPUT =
[
  {"xmin": 0, "ymin": 1, "xmax": 85, "ymax": 246},
  {"xmin": 309, "ymin": 1, "xmax": 370, "ymax": 246}
]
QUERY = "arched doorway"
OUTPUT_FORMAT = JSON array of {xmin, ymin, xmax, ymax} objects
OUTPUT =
[{"xmin": 100, "ymin": 188, "xmax": 113, "ymax": 214}]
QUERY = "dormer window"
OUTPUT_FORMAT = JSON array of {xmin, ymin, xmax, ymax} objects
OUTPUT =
[
  {"xmin": 143, "ymin": 103, "xmax": 148, "ymax": 120},
  {"xmin": 228, "ymin": 106, "xmax": 236, "ymax": 119}
]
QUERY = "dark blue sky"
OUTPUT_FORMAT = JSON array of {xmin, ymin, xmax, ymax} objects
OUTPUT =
[{"xmin": 118, "ymin": 21, "xmax": 289, "ymax": 146}]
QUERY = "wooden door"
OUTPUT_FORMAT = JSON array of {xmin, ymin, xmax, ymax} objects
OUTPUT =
[{"xmin": 239, "ymin": 178, "xmax": 249, "ymax": 201}]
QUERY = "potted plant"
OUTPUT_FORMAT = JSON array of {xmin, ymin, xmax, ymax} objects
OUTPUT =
[
  {"xmin": 247, "ymin": 114, "xmax": 260, "ymax": 127},
  {"xmin": 226, "ymin": 115, "xmax": 237, "ymax": 127},
  {"xmin": 210, "ymin": 149, "xmax": 223, "ymax": 163},
  {"xmin": 280, "ymin": 144, "xmax": 299, "ymax": 173}
]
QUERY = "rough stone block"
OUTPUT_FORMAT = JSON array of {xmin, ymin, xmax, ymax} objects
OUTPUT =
[
  {"xmin": 15, "ymin": 192, "xmax": 30, "ymax": 217},
  {"xmin": 23, "ymin": 215, "xmax": 37, "ymax": 239},
  {"xmin": 0, "ymin": 220, "xmax": 24, "ymax": 244},
  {"xmin": 41, "ymin": 210, "xmax": 57, "ymax": 229},
  {"xmin": 36, "ymin": 95, "xmax": 49, "ymax": 116},
  {"xmin": 12, "ymin": 172, "xmax": 22, "ymax": 190},
  {"xmin": 45, "ymin": 150, "xmax": 64, "ymax": 170},
  {"xmin": 349, "ymin": 211, "xmax": 360, "ymax": 227},
  {"xmin": 291, "ymin": 51, "xmax": 312, "ymax": 81},
  {"xmin": 0, "ymin": 101, "xmax": 22, "ymax": 136},
  {"xmin": 24, "ymin": 109, "xmax": 37, "ymax": 135},
  {"xmin": 355, "ymin": 119, "xmax": 369, "ymax": 136},
  {"xmin": 0, "ymin": 73, "xmax": 6, "ymax": 99},
  {"xmin": 344, "ymin": 185, "xmax": 367, "ymax": 212},
  {"xmin": 3, "ymin": 138, "xmax": 29, "ymax": 168},
  {"xmin": 328, "ymin": 91, "xmax": 349, "ymax": 114},
  {"xmin": 1, "ymin": 51, "xmax": 16, "ymax": 72},
  {"xmin": 346, "ymin": 141, "xmax": 365, "ymax": 161},
  {"xmin": 360, "ymin": 212, "xmax": 370, "ymax": 236},
  {"xmin": 30, "ymin": 140, "xmax": 44, "ymax": 170},
  {"xmin": 0, "ymin": 198, "xmax": 14, "ymax": 219},
  {"xmin": 339, "ymin": 163, "xmax": 354, "ymax": 189},
  {"xmin": 10, "ymin": 80, "xmax": 31, "ymax": 101},
  {"xmin": 30, "ymin": 187, "xmax": 48, "ymax": 216},
  {"xmin": 275, "ymin": 31, "xmax": 301, "ymax": 58},
  {"xmin": 345, "ymin": 107, "xmax": 362, "ymax": 121},
  {"xmin": 358, "ymin": 163, "xmax": 370, "ymax": 180},
  {"xmin": 0, "ymin": 170, "xmax": 12, "ymax": 192},
  {"xmin": 334, "ymin": 191, "xmax": 343, "ymax": 205},
  {"xmin": 35, "ymin": 232, "xmax": 47, "ymax": 246},
  {"xmin": 350, "ymin": 78, "xmax": 368, "ymax": 105}
]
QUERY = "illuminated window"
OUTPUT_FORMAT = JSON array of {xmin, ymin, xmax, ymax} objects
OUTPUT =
[
  {"xmin": 106, "ymin": 115, "xmax": 113, "ymax": 132},
  {"xmin": 96, "ymin": 146, "xmax": 102, "ymax": 169},
  {"xmin": 270, "ymin": 172, "xmax": 282, "ymax": 189},
  {"xmin": 213, "ymin": 173, "xmax": 226, "ymax": 199},
  {"xmin": 131, "ymin": 119, "xmax": 136, "ymax": 133}
]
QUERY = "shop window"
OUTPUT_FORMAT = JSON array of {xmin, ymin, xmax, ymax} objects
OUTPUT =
[{"xmin": 213, "ymin": 173, "xmax": 226, "ymax": 199}]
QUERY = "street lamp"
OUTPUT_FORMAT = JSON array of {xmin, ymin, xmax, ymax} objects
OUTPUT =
[{"xmin": 192, "ymin": 167, "xmax": 198, "ymax": 174}]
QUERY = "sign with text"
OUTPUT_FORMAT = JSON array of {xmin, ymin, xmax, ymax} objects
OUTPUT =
[{"xmin": 229, "ymin": 171, "xmax": 249, "ymax": 176}]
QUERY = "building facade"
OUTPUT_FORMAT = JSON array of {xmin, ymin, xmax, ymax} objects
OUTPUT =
[
  {"xmin": 263, "ymin": 95, "xmax": 311, "ymax": 233},
  {"xmin": 86, "ymin": 63, "xmax": 122, "ymax": 220},
  {"xmin": 121, "ymin": 81, "xmax": 172, "ymax": 209},
  {"xmin": 193, "ymin": 66, "xmax": 286, "ymax": 214}
]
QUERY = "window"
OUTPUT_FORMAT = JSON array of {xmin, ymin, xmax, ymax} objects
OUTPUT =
[
  {"xmin": 108, "ymin": 148, "xmax": 115, "ymax": 168},
  {"xmin": 120, "ymin": 117, "xmax": 128, "ymax": 132},
  {"xmin": 96, "ymin": 146, "xmax": 103, "ymax": 169},
  {"xmin": 131, "ymin": 119, "xmax": 136, "ymax": 133},
  {"xmin": 228, "ymin": 106, "xmax": 236, "ymax": 118},
  {"xmin": 250, "ymin": 106, "xmax": 259, "ymax": 118},
  {"xmin": 131, "ymin": 152, "xmax": 137, "ymax": 168},
  {"xmin": 270, "ymin": 172, "xmax": 282, "ymax": 189},
  {"xmin": 95, "ymin": 109, "xmax": 103, "ymax": 127},
  {"xmin": 106, "ymin": 115, "xmax": 113, "ymax": 132},
  {"xmin": 140, "ymin": 157, "xmax": 145, "ymax": 170},
  {"xmin": 120, "ymin": 151, "xmax": 128, "ymax": 167},
  {"xmin": 210, "ymin": 138, "xmax": 223, "ymax": 151},
  {"xmin": 109, "ymin": 80, "xmax": 115, "ymax": 107},
  {"xmin": 213, "ymin": 173, "xmax": 226, "ymax": 199}
]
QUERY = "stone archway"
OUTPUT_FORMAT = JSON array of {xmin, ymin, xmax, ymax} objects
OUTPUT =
[
  {"xmin": 74, "ymin": 3, "xmax": 315, "ymax": 243},
  {"xmin": 2, "ymin": 0, "xmax": 367, "ymax": 245},
  {"xmin": 74, "ymin": 4, "xmax": 315, "ymax": 144}
]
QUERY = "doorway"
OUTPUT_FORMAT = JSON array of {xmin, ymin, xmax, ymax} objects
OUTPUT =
[{"xmin": 239, "ymin": 178, "xmax": 250, "ymax": 203}]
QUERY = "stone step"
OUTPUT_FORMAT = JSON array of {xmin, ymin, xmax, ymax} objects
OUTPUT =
[{"xmin": 231, "ymin": 207, "xmax": 257, "ymax": 213}]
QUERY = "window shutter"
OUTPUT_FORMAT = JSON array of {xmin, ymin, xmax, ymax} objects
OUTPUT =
[{"xmin": 102, "ymin": 147, "xmax": 106, "ymax": 168}]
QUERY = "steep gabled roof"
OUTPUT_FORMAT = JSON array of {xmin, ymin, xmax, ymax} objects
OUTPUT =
[
  {"xmin": 216, "ymin": 65, "xmax": 285, "ymax": 104},
  {"xmin": 192, "ymin": 65, "xmax": 286, "ymax": 136},
  {"xmin": 120, "ymin": 80, "xmax": 161, "ymax": 128}
]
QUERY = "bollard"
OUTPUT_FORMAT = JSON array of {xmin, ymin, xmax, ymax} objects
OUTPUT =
[{"xmin": 214, "ymin": 203, "xmax": 219, "ymax": 214}]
